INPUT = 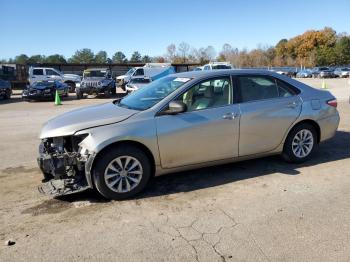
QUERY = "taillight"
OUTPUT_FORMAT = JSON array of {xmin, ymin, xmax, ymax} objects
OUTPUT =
[{"xmin": 327, "ymin": 99, "xmax": 337, "ymax": 108}]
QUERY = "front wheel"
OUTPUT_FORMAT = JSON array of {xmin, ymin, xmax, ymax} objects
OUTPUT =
[
  {"xmin": 67, "ymin": 82, "xmax": 76, "ymax": 93},
  {"xmin": 92, "ymin": 146, "xmax": 152, "ymax": 200},
  {"xmin": 282, "ymin": 123, "xmax": 317, "ymax": 163},
  {"xmin": 76, "ymin": 89, "xmax": 84, "ymax": 99}
]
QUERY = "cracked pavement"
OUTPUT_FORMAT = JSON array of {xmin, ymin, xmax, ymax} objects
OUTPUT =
[{"xmin": 1, "ymin": 79, "xmax": 350, "ymax": 261}]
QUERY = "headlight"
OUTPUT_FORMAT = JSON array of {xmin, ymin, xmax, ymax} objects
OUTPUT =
[
  {"xmin": 81, "ymin": 82, "xmax": 85, "ymax": 87},
  {"xmin": 98, "ymin": 81, "xmax": 102, "ymax": 86},
  {"xmin": 44, "ymin": 89, "xmax": 51, "ymax": 93}
]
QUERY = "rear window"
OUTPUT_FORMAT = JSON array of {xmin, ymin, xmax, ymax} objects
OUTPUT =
[
  {"xmin": 212, "ymin": 65, "xmax": 231, "ymax": 70},
  {"xmin": 238, "ymin": 76, "xmax": 295, "ymax": 103}
]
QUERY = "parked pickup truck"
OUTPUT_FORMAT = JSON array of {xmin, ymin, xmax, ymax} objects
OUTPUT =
[{"xmin": 28, "ymin": 67, "xmax": 81, "ymax": 92}]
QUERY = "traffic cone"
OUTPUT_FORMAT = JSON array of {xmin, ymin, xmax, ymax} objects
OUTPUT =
[
  {"xmin": 322, "ymin": 80, "xmax": 327, "ymax": 89},
  {"xmin": 54, "ymin": 90, "xmax": 62, "ymax": 105}
]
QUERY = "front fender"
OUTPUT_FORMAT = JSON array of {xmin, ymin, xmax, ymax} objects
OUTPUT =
[{"xmin": 76, "ymin": 117, "xmax": 160, "ymax": 186}]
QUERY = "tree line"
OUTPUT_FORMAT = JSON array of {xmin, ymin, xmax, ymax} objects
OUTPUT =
[{"xmin": 2, "ymin": 27, "xmax": 350, "ymax": 67}]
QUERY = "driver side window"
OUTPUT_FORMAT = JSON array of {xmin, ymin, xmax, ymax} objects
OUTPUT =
[{"xmin": 175, "ymin": 77, "xmax": 232, "ymax": 112}]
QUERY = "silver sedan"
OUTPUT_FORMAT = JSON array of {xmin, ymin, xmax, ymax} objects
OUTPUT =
[{"xmin": 38, "ymin": 70, "xmax": 340, "ymax": 200}]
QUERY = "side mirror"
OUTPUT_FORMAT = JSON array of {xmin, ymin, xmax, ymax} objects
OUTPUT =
[{"xmin": 167, "ymin": 101, "xmax": 187, "ymax": 115}]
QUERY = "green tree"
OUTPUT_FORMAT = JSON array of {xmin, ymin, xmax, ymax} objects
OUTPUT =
[
  {"xmin": 45, "ymin": 54, "xmax": 67, "ymax": 63},
  {"xmin": 15, "ymin": 54, "xmax": 29, "ymax": 64},
  {"xmin": 69, "ymin": 48, "xmax": 95, "ymax": 63},
  {"xmin": 112, "ymin": 51, "xmax": 127, "ymax": 63},
  {"xmin": 94, "ymin": 50, "xmax": 108, "ymax": 63},
  {"xmin": 27, "ymin": 55, "xmax": 46, "ymax": 64},
  {"xmin": 130, "ymin": 51, "xmax": 142, "ymax": 62},
  {"xmin": 334, "ymin": 36, "xmax": 350, "ymax": 65},
  {"xmin": 141, "ymin": 55, "xmax": 152, "ymax": 63}
]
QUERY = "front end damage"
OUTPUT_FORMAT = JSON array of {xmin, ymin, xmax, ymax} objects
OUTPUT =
[{"xmin": 37, "ymin": 134, "xmax": 92, "ymax": 197}]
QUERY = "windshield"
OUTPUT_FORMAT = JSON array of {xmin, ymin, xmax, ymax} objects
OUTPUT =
[
  {"xmin": 118, "ymin": 76, "xmax": 191, "ymax": 110},
  {"xmin": 126, "ymin": 68, "xmax": 136, "ymax": 76},
  {"xmin": 84, "ymin": 70, "xmax": 106, "ymax": 78}
]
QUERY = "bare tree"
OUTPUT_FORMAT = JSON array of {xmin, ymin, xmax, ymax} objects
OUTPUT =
[
  {"xmin": 178, "ymin": 42, "xmax": 190, "ymax": 62},
  {"xmin": 166, "ymin": 44, "xmax": 176, "ymax": 62}
]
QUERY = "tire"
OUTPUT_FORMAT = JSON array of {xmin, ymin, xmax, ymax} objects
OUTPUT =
[
  {"xmin": 76, "ymin": 90, "xmax": 84, "ymax": 100},
  {"xmin": 92, "ymin": 146, "xmax": 152, "ymax": 200},
  {"xmin": 104, "ymin": 88, "xmax": 112, "ymax": 98},
  {"xmin": 282, "ymin": 123, "xmax": 318, "ymax": 163},
  {"xmin": 110, "ymin": 84, "xmax": 116, "ymax": 95},
  {"xmin": 67, "ymin": 82, "xmax": 76, "ymax": 93},
  {"xmin": 4, "ymin": 90, "xmax": 11, "ymax": 99}
]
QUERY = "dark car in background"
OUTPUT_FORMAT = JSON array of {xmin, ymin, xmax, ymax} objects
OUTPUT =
[
  {"xmin": 22, "ymin": 80, "xmax": 68, "ymax": 101},
  {"xmin": 334, "ymin": 67, "xmax": 350, "ymax": 78},
  {"xmin": 271, "ymin": 67, "xmax": 298, "ymax": 77},
  {"xmin": 0, "ymin": 79, "xmax": 12, "ymax": 100}
]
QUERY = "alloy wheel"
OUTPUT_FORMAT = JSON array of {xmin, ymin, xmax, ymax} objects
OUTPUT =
[
  {"xmin": 104, "ymin": 156, "xmax": 143, "ymax": 193},
  {"xmin": 292, "ymin": 129, "xmax": 314, "ymax": 158}
]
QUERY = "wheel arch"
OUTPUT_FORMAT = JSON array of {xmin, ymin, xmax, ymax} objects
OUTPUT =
[
  {"xmin": 64, "ymin": 80, "xmax": 75, "ymax": 85},
  {"xmin": 288, "ymin": 119, "xmax": 321, "ymax": 144},
  {"xmin": 86, "ymin": 140, "xmax": 156, "ymax": 188}
]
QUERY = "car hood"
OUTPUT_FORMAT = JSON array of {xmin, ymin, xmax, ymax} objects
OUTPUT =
[
  {"xmin": 40, "ymin": 102, "xmax": 138, "ymax": 139},
  {"xmin": 116, "ymin": 75, "xmax": 128, "ymax": 80}
]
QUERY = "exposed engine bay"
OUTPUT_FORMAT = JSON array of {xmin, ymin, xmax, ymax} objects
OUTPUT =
[{"xmin": 37, "ymin": 135, "xmax": 90, "ymax": 197}]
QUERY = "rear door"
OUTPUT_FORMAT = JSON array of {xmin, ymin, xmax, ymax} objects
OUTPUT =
[
  {"xmin": 45, "ymin": 68, "xmax": 62, "ymax": 81},
  {"xmin": 236, "ymin": 75, "xmax": 302, "ymax": 156}
]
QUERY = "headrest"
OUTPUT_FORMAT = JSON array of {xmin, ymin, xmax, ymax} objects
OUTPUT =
[{"xmin": 204, "ymin": 86, "xmax": 214, "ymax": 98}]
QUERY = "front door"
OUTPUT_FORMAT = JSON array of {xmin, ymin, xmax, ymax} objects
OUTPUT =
[{"xmin": 156, "ymin": 76, "xmax": 240, "ymax": 168}]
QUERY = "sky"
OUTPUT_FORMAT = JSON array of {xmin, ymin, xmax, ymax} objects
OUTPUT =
[{"xmin": 1, "ymin": 0, "xmax": 349, "ymax": 60}]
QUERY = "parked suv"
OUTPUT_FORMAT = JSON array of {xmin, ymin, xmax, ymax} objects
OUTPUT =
[
  {"xmin": 76, "ymin": 68, "xmax": 116, "ymax": 99},
  {"xmin": 28, "ymin": 67, "xmax": 81, "ymax": 92}
]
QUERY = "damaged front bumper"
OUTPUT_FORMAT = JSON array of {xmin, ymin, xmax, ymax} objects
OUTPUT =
[{"xmin": 37, "ymin": 136, "xmax": 93, "ymax": 197}]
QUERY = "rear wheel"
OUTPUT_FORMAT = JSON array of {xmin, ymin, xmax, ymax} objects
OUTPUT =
[
  {"xmin": 110, "ymin": 84, "xmax": 116, "ymax": 95},
  {"xmin": 104, "ymin": 88, "xmax": 112, "ymax": 98},
  {"xmin": 92, "ymin": 146, "xmax": 151, "ymax": 200},
  {"xmin": 282, "ymin": 123, "xmax": 317, "ymax": 163}
]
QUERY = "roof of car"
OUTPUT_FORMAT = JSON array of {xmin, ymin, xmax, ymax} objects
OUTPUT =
[{"xmin": 172, "ymin": 69, "xmax": 282, "ymax": 78}]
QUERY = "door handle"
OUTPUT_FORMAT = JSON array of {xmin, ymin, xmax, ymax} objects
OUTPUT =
[
  {"xmin": 287, "ymin": 101, "xmax": 299, "ymax": 108},
  {"xmin": 222, "ymin": 112, "xmax": 239, "ymax": 120}
]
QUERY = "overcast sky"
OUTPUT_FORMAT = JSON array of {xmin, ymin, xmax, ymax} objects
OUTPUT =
[{"xmin": 1, "ymin": 0, "xmax": 349, "ymax": 59}]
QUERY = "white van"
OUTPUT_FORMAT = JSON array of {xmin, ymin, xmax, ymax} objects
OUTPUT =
[
  {"xmin": 116, "ymin": 63, "xmax": 175, "ymax": 88},
  {"xmin": 28, "ymin": 67, "xmax": 81, "ymax": 92}
]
